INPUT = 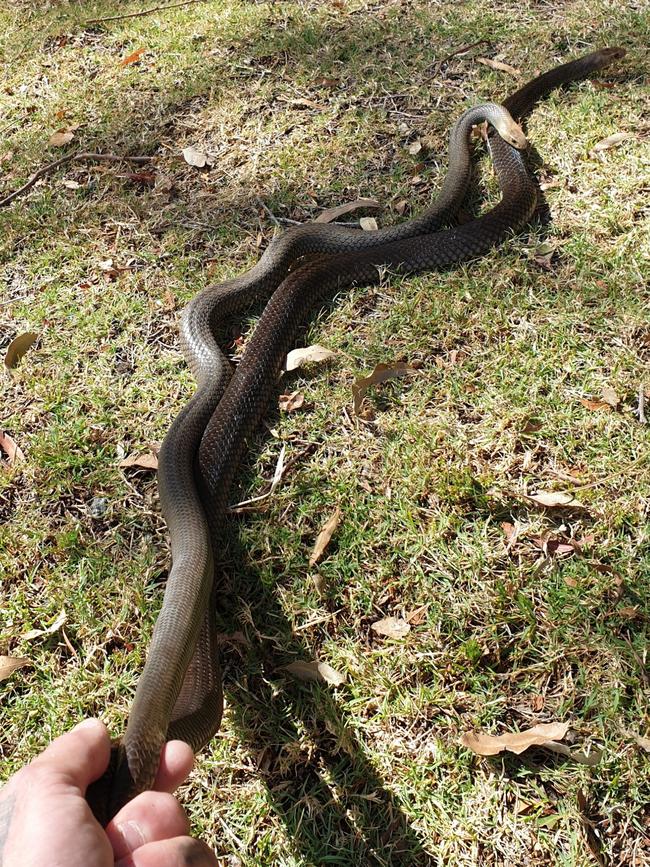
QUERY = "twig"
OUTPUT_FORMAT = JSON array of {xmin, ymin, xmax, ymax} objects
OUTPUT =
[
  {"xmin": 638, "ymin": 382, "xmax": 646, "ymax": 424},
  {"xmin": 0, "ymin": 152, "xmax": 152, "ymax": 208},
  {"xmin": 431, "ymin": 38, "xmax": 490, "ymax": 69},
  {"xmin": 86, "ymin": 0, "xmax": 209, "ymax": 24},
  {"xmin": 228, "ymin": 442, "xmax": 316, "ymax": 512},
  {"xmin": 255, "ymin": 196, "xmax": 282, "ymax": 229}
]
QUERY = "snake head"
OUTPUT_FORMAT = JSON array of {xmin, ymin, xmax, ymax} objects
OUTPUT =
[
  {"xmin": 598, "ymin": 46, "xmax": 627, "ymax": 64},
  {"xmin": 495, "ymin": 116, "xmax": 528, "ymax": 150}
]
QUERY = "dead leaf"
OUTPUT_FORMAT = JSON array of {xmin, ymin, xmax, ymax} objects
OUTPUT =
[
  {"xmin": 278, "ymin": 391, "xmax": 305, "ymax": 412},
  {"xmin": 119, "ymin": 47, "xmax": 146, "ymax": 68},
  {"xmin": 22, "ymin": 609, "xmax": 66, "ymax": 641},
  {"xmin": 531, "ymin": 694, "xmax": 545, "ymax": 712},
  {"xmin": 394, "ymin": 199, "xmax": 408, "ymax": 215},
  {"xmin": 5, "ymin": 331, "xmax": 38, "ymax": 369},
  {"xmin": 360, "ymin": 217, "xmax": 378, "ymax": 231},
  {"xmin": 502, "ymin": 521, "xmax": 518, "ymax": 546},
  {"xmin": 182, "ymin": 146, "xmax": 211, "ymax": 168},
  {"xmin": 591, "ymin": 132, "xmax": 630, "ymax": 153},
  {"xmin": 49, "ymin": 130, "xmax": 74, "ymax": 147},
  {"xmin": 352, "ymin": 362, "xmax": 414, "ymax": 416},
  {"xmin": 477, "ymin": 56, "xmax": 520, "ymax": 76},
  {"xmin": 580, "ymin": 397, "xmax": 612, "ymax": 412},
  {"xmin": 120, "ymin": 170, "xmax": 157, "ymax": 186},
  {"xmin": 407, "ymin": 140, "xmax": 422, "ymax": 155},
  {"xmin": 600, "ymin": 386, "xmax": 620, "ymax": 409},
  {"xmin": 616, "ymin": 606, "xmax": 641, "ymax": 620},
  {"xmin": 0, "ymin": 656, "xmax": 31, "ymax": 681},
  {"xmin": 279, "ymin": 659, "xmax": 346, "ymax": 686},
  {"xmin": 284, "ymin": 344, "xmax": 336, "ymax": 372},
  {"xmin": 405, "ymin": 604, "xmax": 428, "ymax": 625},
  {"xmin": 534, "ymin": 241, "xmax": 555, "ymax": 270},
  {"xmin": 461, "ymin": 721, "xmax": 569, "ymax": 756},
  {"xmin": 371, "ymin": 616, "xmax": 411, "ymax": 639},
  {"xmin": 530, "ymin": 534, "xmax": 576, "ymax": 556},
  {"xmin": 0, "ymin": 431, "xmax": 25, "ymax": 465},
  {"xmin": 119, "ymin": 452, "xmax": 158, "ymax": 470},
  {"xmin": 61, "ymin": 178, "xmax": 81, "ymax": 189},
  {"xmin": 314, "ymin": 198, "xmax": 381, "ymax": 224},
  {"xmin": 309, "ymin": 507, "xmax": 341, "ymax": 566},
  {"xmin": 526, "ymin": 490, "xmax": 584, "ymax": 509},
  {"xmin": 631, "ymin": 733, "xmax": 650, "ymax": 752}
]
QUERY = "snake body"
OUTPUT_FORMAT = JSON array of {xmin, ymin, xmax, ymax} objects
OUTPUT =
[{"xmin": 92, "ymin": 47, "xmax": 625, "ymax": 821}]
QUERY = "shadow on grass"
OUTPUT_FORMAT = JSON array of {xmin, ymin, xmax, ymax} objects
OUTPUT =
[{"xmin": 218, "ymin": 521, "xmax": 437, "ymax": 866}]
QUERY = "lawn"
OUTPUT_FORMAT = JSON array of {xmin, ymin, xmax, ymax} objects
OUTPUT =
[{"xmin": 1, "ymin": 1, "xmax": 649, "ymax": 864}]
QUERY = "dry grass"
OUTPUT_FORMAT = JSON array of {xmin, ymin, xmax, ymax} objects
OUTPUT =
[{"xmin": 1, "ymin": 1, "xmax": 649, "ymax": 864}]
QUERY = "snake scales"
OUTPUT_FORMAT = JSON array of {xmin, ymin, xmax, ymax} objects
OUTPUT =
[{"xmin": 88, "ymin": 46, "xmax": 625, "ymax": 822}]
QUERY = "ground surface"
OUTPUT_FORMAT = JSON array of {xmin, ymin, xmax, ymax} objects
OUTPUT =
[{"xmin": 1, "ymin": 1, "xmax": 649, "ymax": 864}]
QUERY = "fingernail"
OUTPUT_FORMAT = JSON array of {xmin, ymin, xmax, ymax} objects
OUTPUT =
[
  {"xmin": 114, "ymin": 819, "xmax": 146, "ymax": 855},
  {"xmin": 73, "ymin": 718, "xmax": 100, "ymax": 731}
]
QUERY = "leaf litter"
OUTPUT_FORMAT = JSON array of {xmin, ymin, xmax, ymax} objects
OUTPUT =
[
  {"xmin": 279, "ymin": 659, "xmax": 346, "ymax": 686},
  {"xmin": 309, "ymin": 507, "xmax": 341, "ymax": 566},
  {"xmin": 371, "ymin": 616, "xmax": 411, "ymax": 639},
  {"xmin": 352, "ymin": 361, "xmax": 415, "ymax": 416},
  {"xmin": 0, "ymin": 656, "xmax": 31, "ymax": 681},
  {"xmin": 284, "ymin": 344, "xmax": 336, "ymax": 372},
  {"xmin": 0, "ymin": 431, "xmax": 25, "ymax": 465}
]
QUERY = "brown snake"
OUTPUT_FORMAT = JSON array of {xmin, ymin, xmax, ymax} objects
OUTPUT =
[{"xmin": 88, "ymin": 46, "xmax": 625, "ymax": 822}]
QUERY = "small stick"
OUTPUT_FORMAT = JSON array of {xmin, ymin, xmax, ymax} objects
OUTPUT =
[
  {"xmin": 432, "ymin": 38, "xmax": 490, "ymax": 69},
  {"xmin": 255, "ymin": 196, "xmax": 282, "ymax": 229},
  {"xmin": 638, "ymin": 382, "xmax": 646, "ymax": 424},
  {"xmin": 86, "ymin": 0, "xmax": 209, "ymax": 25},
  {"xmin": 0, "ymin": 152, "xmax": 152, "ymax": 208}
]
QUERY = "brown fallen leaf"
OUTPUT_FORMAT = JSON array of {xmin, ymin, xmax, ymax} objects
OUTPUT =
[
  {"xmin": 22, "ymin": 608, "xmax": 66, "ymax": 641},
  {"xmin": 119, "ymin": 47, "xmax": 147, "ymax": 68},
  {"xmin": 394, "ymin": 199, "xmax": 408, "ymax": 216},
  {"xmin": 0, "ymin": 431, "xmax": 25, "ymax": 465},
  {"xmin": 616, "ymin": 606, "xmax": 641, "ymax": 620},
  {"xmin": 525, "ymin": 490, "xmax": 584, "ymax": 509},
  {"xmin": 49, "ymin": 130, "xmax": 74, "ymax": 147},
  {"xmin": 407, "ymin": 140, "xmax": 422, "ymax": 156},
  {"xmin": 0, "ymin": 656, "xmax": 31, "ymax": 681},
  {"xmin": 352, "ymin": 361, "xmax": 414, "ymax": 416},
  {"xmin": 309, "ymin": 507, "xmax": 341, "ymax": 566},
  {"xmin": 182, "ymin": 146, "xmax": 211, "ymax": 168},
  {"xmin": 461, "ymin": 721, "xmax": 569, "ymax": 756},
  {"xmin": 530, "ymin": 534, "xmax": 576, "ymax": 556},
  {"xmin": 119, "ymin": 452, "xmax": 158, "ymax": 470},
  {"xmin": 284, "ymin": 344, "xmax": 336, "ymax": 372},
  {"xmin": 278, "ymin": 391, "xmax": 305, "ymax": 412},
  {"xmin": 477, "ymin": 56, "xmax": 520, "ymax": 76},
  {"xmin": 120, "ymin": 170, "xmax": 157, "ymax": 186},
  {"xmin": 5, "ymin": 331, "xmax": 38, "ymax": 369},
  {"xmin": 600, "ymin": 386, "xmax": 620, "ymax": 409},
  {"xmin": 371, "ymin": 616, "xmax": 411, "ymax": 639},
  {"xmin": 360, "ymin": 217, "xmax": 378, "ymax": 231},
  {"xmin": 631, "ymin": 733, "xmax": 650, "ymax": 753},
  {"xmin": 314, "ymin": 198, "xmax": 381, "ymax": 224},
  {"xmin": 279, "ymin": 659, "xmax": 346, "ymax": 686},
  {"xmin": 533, "ymin": 241, "xmax": 556, "ymax": 270},
  {"xmin": 591, "ymin": 131, "xmax": 630, "ymax": 153},
  {"xmin": 580, "ymin": 397, "xmax": 612, "ymax": 412},
  {"xmin": 405, "ymin": 604, "xmax": 428, "ymax": 625},
  {"xmin": 502, "ymin": 521, "xmax": 518, "ymax": 547}
]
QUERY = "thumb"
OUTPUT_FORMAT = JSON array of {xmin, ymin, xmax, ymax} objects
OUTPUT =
[{"xmin": 33, "ymin": 719, "xmax": 111, "ymax": 793}]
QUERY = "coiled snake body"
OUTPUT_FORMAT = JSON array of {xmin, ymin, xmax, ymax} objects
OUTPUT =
[{"xmin": 90, "ymin": 46, "xmax": 625, "ymax": 821}]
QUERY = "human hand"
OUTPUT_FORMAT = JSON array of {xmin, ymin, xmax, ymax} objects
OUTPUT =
[{"xmin": 0, "ymin": 718, "xmax": 217, "ymax": 866}]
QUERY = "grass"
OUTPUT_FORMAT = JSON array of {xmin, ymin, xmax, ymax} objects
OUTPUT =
[{"xmin": 1, "ymin": 1, "xmax": 649, "ymax": 864}]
